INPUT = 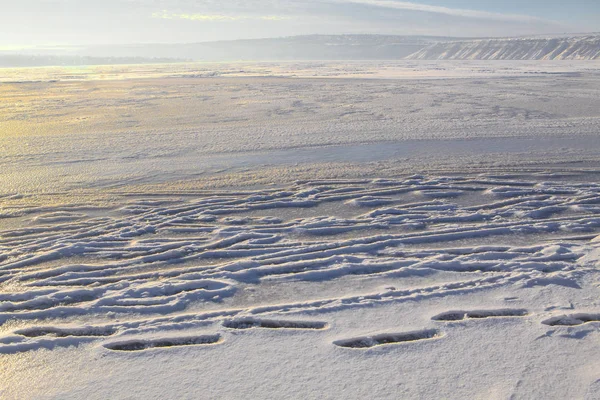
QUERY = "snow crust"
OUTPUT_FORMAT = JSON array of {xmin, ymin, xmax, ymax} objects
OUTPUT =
[
  {"xmin": 2, "ymin": 172, "xmax": 600, "ymax": 398},
  {"xmin": 1, "ymin": 62, "xmax": 600, "ymax": 399}
]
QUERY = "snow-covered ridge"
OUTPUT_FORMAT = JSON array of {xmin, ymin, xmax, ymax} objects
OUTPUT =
[{"xmin": 407, "ymin": 35, "xmax": 600, "ymax": 60}]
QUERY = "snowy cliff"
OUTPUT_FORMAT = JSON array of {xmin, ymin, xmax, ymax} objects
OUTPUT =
[{"xmin": 406, "ymin": 35, "xmax": 600, "ymax": 60}]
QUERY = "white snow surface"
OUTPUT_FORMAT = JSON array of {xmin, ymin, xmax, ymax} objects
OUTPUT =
[{"xmin": 1, "ymin": 62, "xmax": 600, "ymax": 399}]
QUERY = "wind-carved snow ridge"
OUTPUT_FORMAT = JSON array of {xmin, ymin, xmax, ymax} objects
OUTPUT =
[
  {"xmin": 103, "ymin": 334, "xmax": 223, "ymax": 352},
  {"xmin": 334, "ymin": 329, "xmax": 442, "ymax": 349},
  {"xmin": 1, "ymin": 173, "xmax": 600, "ymax": 354},
  {"xmin": 431, "ymin": 309, "xmax": 529, "ymax": 321}
]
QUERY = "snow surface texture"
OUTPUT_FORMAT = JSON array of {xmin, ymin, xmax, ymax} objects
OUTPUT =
[
  {"xmin": 2, "ymin": 62, "xmax": 600, "ymax": 399},
  {"xmin": 2, "ymin": 173, "xmax": 600, "ymax": 398}
]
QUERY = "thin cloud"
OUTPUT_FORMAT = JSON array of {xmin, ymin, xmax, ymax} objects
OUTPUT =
[
  {"xmin": 2, "ymin": 0, "xmax": 584, "ymax": 46},
  {"xmin": 151, "ymin": 1, "xmax": 563, "ymax": 27},
  {"xmin": 152, "ymin": 10, "xmax": 291, "ymax": 22},
  {"xmin": 331, "ymin": 0, "xmax": 557, "ymax": 23}
]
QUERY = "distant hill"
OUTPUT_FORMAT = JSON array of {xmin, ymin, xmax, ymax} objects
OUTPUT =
[
  {"xmin": 2, "ymin": 34, "xmax": 600, "ymax": 67},
  {"xmin": 78, "ymin": 35, "xmax": 452, "ymax": 61},
  {"xmin": 406, "ymin": 35, "xmax": 600, "ymax": 60},
  {"xmin": 0, "ymin": 35, "xmax": 455, "ymax": 67}
]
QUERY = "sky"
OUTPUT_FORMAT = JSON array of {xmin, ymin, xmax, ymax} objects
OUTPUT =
[{"xmin": 1, "ymin": 0, "xmax": 600, "ymax": 48}]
